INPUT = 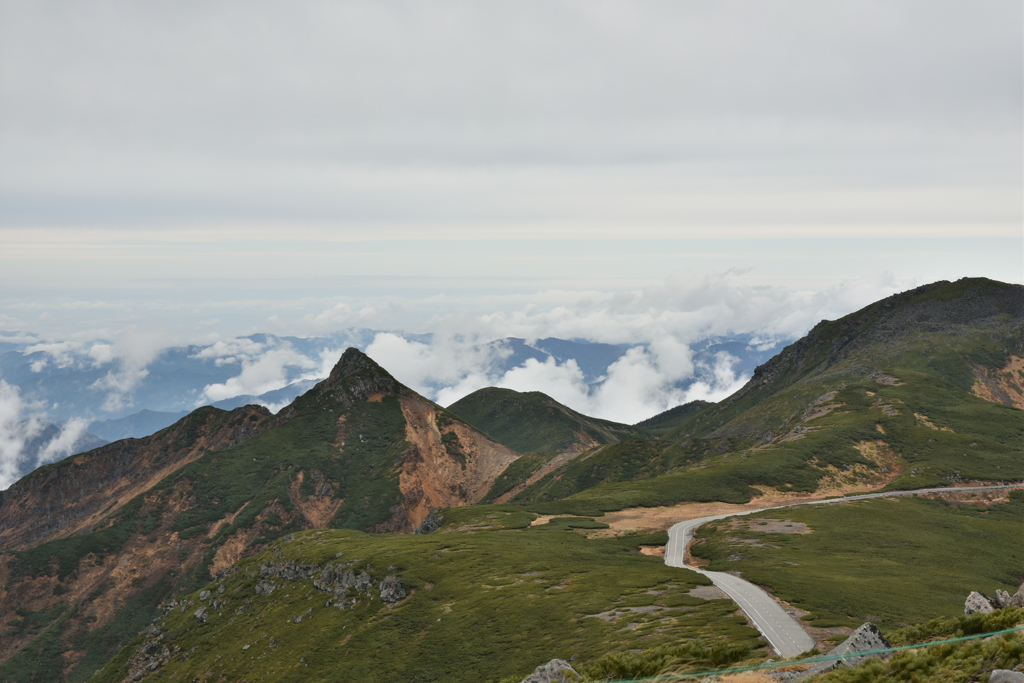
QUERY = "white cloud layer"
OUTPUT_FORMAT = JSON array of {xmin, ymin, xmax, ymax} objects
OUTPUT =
[
  {"xmin": 36, "ymin": 417, "xmax": 92, "ymax": 466},
  {"xmin": 90, "ymin": 328, "xmax": 169, "ymax": 412},
  {"xmin": 0, "ymin": 380, "xmax": 42, "ymax": 489},
  {"xmin": 200, "ymin": 343, "xmax": 319, "ymax": 403},
  {"xmin": 360, "ymin": 272, "xmax": 914, "ymax": 422}
]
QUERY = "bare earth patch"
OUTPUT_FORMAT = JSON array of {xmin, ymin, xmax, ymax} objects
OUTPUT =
[
  {"xmin": 728, "ymin": 518, "xmax": 811, "ymax": 534},
  {"xmin": 688, "ymin": 585, "xmax": 729, "ymax": 600},
  {"xmin": 914, "ymin": 412, "xmax": 954, "ymax": 432},
  {"xmin": 394, "ymin": 394, "xmax": 520, "ymax": 532},
  {"xmin": 971, "ymin": 355, "xmax": 1024, "ymax": 410}
]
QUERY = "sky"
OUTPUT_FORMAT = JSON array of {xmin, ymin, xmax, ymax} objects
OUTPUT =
[{"xmin": 0, "ymin": 2, "xmax": 1021, "ymax": 439}]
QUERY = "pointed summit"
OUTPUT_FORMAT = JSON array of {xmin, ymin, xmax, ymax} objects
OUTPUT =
[{"xmin": 307, "ymin": 348, "xmax": 403, "ymax": 408}]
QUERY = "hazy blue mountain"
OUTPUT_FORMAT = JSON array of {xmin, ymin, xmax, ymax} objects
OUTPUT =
[{"xmin": 210, "ymin": 379, "xmax": 321, "ymax": 411}]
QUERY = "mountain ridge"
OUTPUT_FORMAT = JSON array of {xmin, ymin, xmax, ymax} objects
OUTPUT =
[{"xmin": 0, "ymin": 348, "xmax": 520, "ymax": 681}]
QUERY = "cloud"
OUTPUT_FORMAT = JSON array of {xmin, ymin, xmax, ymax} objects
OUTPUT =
[
  {"xmin": 365, "ymin": 332, "xmax": 512, "ymax": 397},
  {"xmin": 200, "ymin": 343, "xmax": 318, "ymax": 403},
  {"xmin": 36, "ymin": 417, "xmax": 91, "ymax": 466},
  {"xmin": 90, "ymin": 327, "xmax": 169, "ymax": 412},
  {"xmin": 0, "ymin": 380, "xmax": 43, "ymax": 490},
  {"xmin": 24, "ymin": 341, "xmax": 83, "ymax": 369},
  {"xmin": 358, "ymin": 272, "xmax": 917, "ymax": 422},
  {"xmin": 190, "ymin": 337, "xmax": 265, "ymax": 366}
]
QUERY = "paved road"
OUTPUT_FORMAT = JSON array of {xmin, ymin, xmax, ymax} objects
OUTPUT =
[{"xmin": 664, "ymin": 484, "xmax": 1024, "ymax": 658}]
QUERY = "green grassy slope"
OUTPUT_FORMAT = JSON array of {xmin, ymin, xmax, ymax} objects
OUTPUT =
[
  {"xmin": 89, "ymin": 526, "xmax": 763, "ymax": 683},
  {"xmin": 634, "ymin": 400, "xmax": 711, "ymax": 437},
  {"xmin": 500, "ymin": 279, "xmax": 1024, "ymax": 513},
  {"xmin": 448, "ymin": 387, "xmax": 645, "ymax": 454},
  {"xmin": 673, "ymin": 277, "xmax": 1023, "ymax": 442},
  {"xmin": 517, "ymin": 366, "xmax": 1024, "ymax": 516},
  {"xmin": 690, "ymin": 491, "xmax": 1024, "ymax": 631}
]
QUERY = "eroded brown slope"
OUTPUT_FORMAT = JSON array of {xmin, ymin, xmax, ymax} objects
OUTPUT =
[
  {"xmin": 972, "ymin": 355, "xmax": 1024, "ymax": 410},
  {"xmin": 387, "ymin": 393, "xmax": 520, "ymax": 532},
  {"xmin": 0, "ymin": 405, "xmax": 271, "ymax": 550}
]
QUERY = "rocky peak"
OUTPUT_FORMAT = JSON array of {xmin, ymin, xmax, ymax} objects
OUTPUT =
[{"xmin": 293, "ymin": 348, "xmax": 404, "ymax": 412}]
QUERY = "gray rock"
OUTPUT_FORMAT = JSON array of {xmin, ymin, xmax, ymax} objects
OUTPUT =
[
  {"xmin": 1008, "ymin": 584, "xmax": 1024, "ymax": 609},
  {"xmin": 965, "ymin": 591, "xmax": 996, "ymax": 615},
  {"xmin": 796, "ymin": 623, "xmax": 889, "ymax": 680},
  {"xmin": 519, "ymin": 659, "xmax": 581, "ymax": 683},
  {"xmin": 354, "ymin": 570, "xmax": 373, "ymax": 591},
  {"xmin": 994, "ymin": 590, "xmax": 1012, "ymax": 608},
  {"xmin": 415, "ymin": 509, "xmax": 442, "ymax": 534},
  {"xmin": 379, "ymin": 575, "xmax": 406, "ymax": 604},
  {"xmin": 990, "ymin": 671, "xmax": 1024, "ymax": 683},
  {"xmin": 199, "ymin": 590, "xmax": 211, "ymax": 601},
  {"xmin": 193, "ymin": 606, "xmax": 208, "ymax": 623},
  {"xmin": 259, "ymin": 560, "xmax": 320, "ymax": 581}
]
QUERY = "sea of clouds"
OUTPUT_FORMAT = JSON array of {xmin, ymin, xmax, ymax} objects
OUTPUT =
[{"xmin": 0, "ymin": 271, "xmax": 915, "ymax": 489}]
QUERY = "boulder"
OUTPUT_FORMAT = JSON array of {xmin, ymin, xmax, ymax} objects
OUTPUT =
[
  {"xmin": 994, "ymin": 590, "xmax": 1011, "ymax": 608},
  {"xmin": 519, "ymin": 659, "xmax": 581, "ymax": 683},
  {"xmin": 965, "ymin": 591, "xmax": 996, "ymax": 615},
  {"xmin": 989, "ymin": 671, "xmax": 1024, "ymax": 683},
  {"xmin": 796, "ymin": 623, "xmax": 889, "ymax": 680},
  {"xmin": 193, "ymin": 606, "xmax": 208, "ymax": 623},
  {"xmin": 199, "ymin": 589, "xmax": 211, "ymax": 601},
  {"xmin": 379, "ymin": 575, "xmax": 406, "ymax": 604},
  {"xmin": 1008, "ymin": 584, "xmax": 1024, "ymax": 609}
]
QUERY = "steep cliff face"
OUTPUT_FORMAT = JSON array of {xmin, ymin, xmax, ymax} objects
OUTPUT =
[
  {"xmin": 0, "ymin": 405, "xmax": 272, "ymax": 550},
  {"xmin": 0, "ymin": 349, "xmax": 521, "ymax": 681}
]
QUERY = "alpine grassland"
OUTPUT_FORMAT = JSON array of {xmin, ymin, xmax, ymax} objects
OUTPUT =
[
  {"xmin": 690, "ymin": 491, "xmax": 1024, "ymax": 630},
  {"xmin": 89, "ymin": 526, "xmax": 764, "ymax": 683},
  {"xmin": 4, "ymin": 279, "xmax": 1022, "ymax": 683}
]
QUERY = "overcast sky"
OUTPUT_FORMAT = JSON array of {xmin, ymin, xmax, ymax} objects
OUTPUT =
[{"xmin": 1, "ymin": 0, "xmax": 1021, "ymax": 343}]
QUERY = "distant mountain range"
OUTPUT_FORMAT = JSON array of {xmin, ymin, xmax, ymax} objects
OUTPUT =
[
  {"xmin": 0, "ymin": 330, "xmax": 786, "ymax": 482},
  {"xmin": 0, "ymin": 277, "xmax": 1021, "ymax": 682}
]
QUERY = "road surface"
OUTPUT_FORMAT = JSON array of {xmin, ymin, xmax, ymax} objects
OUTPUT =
[{"xmin": 663, "ymin": 484, "xmax": 1024, "ymax": 658}]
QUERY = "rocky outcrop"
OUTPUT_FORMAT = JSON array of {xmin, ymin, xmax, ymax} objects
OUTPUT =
[
  {"xmin": 795, "ymin": 622, "xmax": 890, "ymax": 680},
  {"xmin": 964, "ymin": 583, "xmax": 1024, "ymax": 614},
  {"xmin": 989, "ymin": 670, "xmax": 1024, "ymax": 683},
  {"xmin": 280, "ymin": 347, "xmax": 402, "ymax": 416},
  {"xmin": 519, "ymin": 658, "xmax": 581, "ymax": 683},
  {"xmin": 379, "ymin": 575, "xmax": 406, "ymax": 604},
  {"xmin": 965, "ymin": 591, "xmax": 997, "ymax": 615}
]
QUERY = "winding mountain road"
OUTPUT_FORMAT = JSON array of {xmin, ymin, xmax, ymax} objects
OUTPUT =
[{"xmin": 663, "ymin": 484, "xmax": 1024, "ymax": 658}]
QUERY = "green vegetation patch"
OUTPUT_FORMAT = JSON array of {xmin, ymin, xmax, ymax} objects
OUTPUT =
[
  {"xmin": 448, "ymin": 387, "xmax": 643, "ymax": 454},
  {"xmin": 90, "ymin": 525, "xmax": 763, "ymax": 683},
  {"xmin": 817, "ymin": 608, "xmax": 1024, "ymax": 683},
  {"xmin": 691, "ymin": 492, "xmax": 1024, "ymax": 630},
  {"xmin": 635, "ymin": 400, "xmax": 713, "ymax": 438}
]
